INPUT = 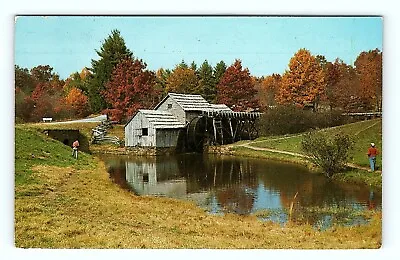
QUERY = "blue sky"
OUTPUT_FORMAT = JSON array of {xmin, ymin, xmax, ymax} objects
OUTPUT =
[{"xmin": 15, "ymin": 16, "xmax": 382, "ymax": 79}]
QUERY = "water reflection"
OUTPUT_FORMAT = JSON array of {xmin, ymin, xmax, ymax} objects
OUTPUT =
[{"xmin": 100, "ymin": 154, "xmax": 381, "ymax": 228}]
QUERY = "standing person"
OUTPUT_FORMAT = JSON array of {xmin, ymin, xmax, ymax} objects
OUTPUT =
[
  {"xmin": 367, "ymin": 142, "xmax": 378, "ymax": 172},
  {"xmin": 72, "ymin": 139, "xmax": 80, "ymax": 159}
]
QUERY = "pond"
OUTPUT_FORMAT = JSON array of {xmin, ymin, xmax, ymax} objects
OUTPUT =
[{"xmin": 99, "ymin": 153, "xmax": 381, "ymax": 229}]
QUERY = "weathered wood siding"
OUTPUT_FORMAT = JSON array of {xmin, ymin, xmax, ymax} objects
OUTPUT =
[
  {"xmin": 125, "ymin": 112, "xmax": 156, "ymax": 147},
  {"xmin": 155, "ymin": 129, "xmax": 182, "ymax": 148},
  {"xmin": 156, "ymin": 96, "xmax": 186, "ymax": 124},
  {"xmin": 185, "ymin": 111, "xmax": 202, "ymax": 123}
]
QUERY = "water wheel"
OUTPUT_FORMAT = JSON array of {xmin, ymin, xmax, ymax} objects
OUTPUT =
[{"xmin": 186, "ymin": 116, "xmax": 209, "ymax": 152}]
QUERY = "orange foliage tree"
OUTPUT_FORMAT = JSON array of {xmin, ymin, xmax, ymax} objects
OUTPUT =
[
  {"xmin": 165, "ymin": 66, "xmax": 199, "ymax": 94},
  {"xmin": 257, "ymin": 74, "xmax": 281, "ymax": 110},
  {"xmin": 276, "ymin": 49, "xmax": 325, "ymax": 111},
  {"xmin": 354, "ymin": 49, "xmax": 382, "ymax": 111},
  {"xmin": 102, "ymin": 58, "xmax": 158, "ymax": 122},
  {"xmin": 65, "ymin": 87, "xmax": 90, "ymax": 117},
  {"xmin": 325, "ymin": 59, "xmax": 363, "ymax": 111},
  {"xmin": 216, "ymin": 59, "xmax": 259, "ymax": 111}
]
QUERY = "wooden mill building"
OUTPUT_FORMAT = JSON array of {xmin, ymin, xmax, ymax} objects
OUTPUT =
[{"xmin": 125, "ymin": 93, "xmax": 260, "ymax": 152}]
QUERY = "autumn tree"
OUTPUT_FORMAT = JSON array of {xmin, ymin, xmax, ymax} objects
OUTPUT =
[
  {"xmin": 65, "ymin": 87, "xmax": 90, "ymax": 117},
  {"xmin": 197, "ymin": 60, "xmax": 216, "ymax": 102},
  {"xmin": 216, "ymin": 59, "xmax": 259, "ymax": 111},
  {"xmin": 63, "ymin": 68, "xmax": 91, "ymax": 96},
  {"xmin": 14, "ymin": 64, "xmax": 74, "ymax": 122},
  {"xmin": 354, "ymin": 48, "xmax": 382, "ymax": 111},
  {"xmin": 88, "ymin": 29, "xmax": 133, "ymax": 113},
  {"xmin": 29, "ymin": 73, "xmax": 65, "ymax": 121},
  {"xmin": 214, "ymin": 60, "xmax": 227, "ymax": 85},
  {"xmin": 257, "ymin": 74, "xmax": 281, "ymax": 110},
  {"xmin": 324, "ymin": 59, "xmax": 362, "ymax": 111},
  {"xmin": 102, "ymin": 58, "xmax": 158, "ymax": 122},
  {"xmin": 276, "ymin": 49, "xmax": 326, "ymax": 111},
  {"xmin": 165, "ymin": 65, "xmax": 199, "ymax": 94},
  {"xmin": 324, "ymin": 60, "xmax": 341, "ymax": 110}
]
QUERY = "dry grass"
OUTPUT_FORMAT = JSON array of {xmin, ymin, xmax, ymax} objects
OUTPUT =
[{"xmin": 15, "ymin": 160, "xmax": 382, "ymax": 249}]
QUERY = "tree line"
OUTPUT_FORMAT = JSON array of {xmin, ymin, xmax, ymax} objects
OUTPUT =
[{"xmin": 15, "ymin": 29, "xmax": 382, "ymax": 123}]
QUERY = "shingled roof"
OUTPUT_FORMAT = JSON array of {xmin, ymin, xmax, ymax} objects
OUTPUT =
[
  {"xmin": 208, "ymin": 104, "xmax": 232, "ymax": 112},
  {"xmin": 125, "ymin": 109, "xmax": 186, "ymax": 128},
  {"xmin": 154, "ymin": 93, "xmax": 232, "ymax": 112}
]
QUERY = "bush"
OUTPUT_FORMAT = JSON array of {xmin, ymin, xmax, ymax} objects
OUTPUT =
[
  {"xmin": 258, "ymin": 105, "xmax": 349, "ymax": 136},
  {"xmin": 301, "ymin": 131, "xmax": 353, "ymax": 178}
]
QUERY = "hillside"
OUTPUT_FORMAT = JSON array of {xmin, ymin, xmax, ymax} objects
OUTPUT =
[{"xmin": 250, "ymin": 118, "xmax": 382, "ymax": 168}]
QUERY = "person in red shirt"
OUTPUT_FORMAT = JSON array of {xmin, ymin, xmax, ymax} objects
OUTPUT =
[
  {"xmin": 72, "ymin": 139, "xmax": 80, "ymax": 159},
  {"xmin": 367, "ymin": 143, "xmax": 378, "ymax": 172}
]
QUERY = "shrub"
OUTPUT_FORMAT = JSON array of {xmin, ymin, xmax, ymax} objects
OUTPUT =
[{"xmin": 301, "ymin": 131, "xmax": 353, "ymax": 178}]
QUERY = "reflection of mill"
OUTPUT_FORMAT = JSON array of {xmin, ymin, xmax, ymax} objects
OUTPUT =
[{"xmin": 125, "ymin": 159, "xmax": 187, "ymax": 198}]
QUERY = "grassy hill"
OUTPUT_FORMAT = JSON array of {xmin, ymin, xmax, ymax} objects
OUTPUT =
[{"xmin": 15, "ymin": 126, "xmax": 96, "ymax": 186}]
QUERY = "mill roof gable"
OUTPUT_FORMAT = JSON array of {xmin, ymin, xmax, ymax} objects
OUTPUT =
[
  {"xmin": 154, "ymin": 93, "xmax": 233, "ymax": 113},
  {"xmin": 154, "ymin": 93, "xmax": 211, "ymax": 112},
  {"xmin": 125, "ymin": 109, "xmax": 186, "ymax": 129}
]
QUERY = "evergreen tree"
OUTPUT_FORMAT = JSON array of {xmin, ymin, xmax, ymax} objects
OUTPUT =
[
  {"xmin": 178, "ymin": 59, "xmax": 188, "ymax": 69},
  {"xmin": 198, "ymin": 60, "xmax": 216, "ymax": 102},
  {"xmin": 155, "ymin": 68, "xmax": 170, "ymax": 96},
  {"xmin": 190, "ymin": 61, "xmax": 198, "ymax": 73},
  {"xmin": 15, "ymin": 65, "xmax": 35, "ymax": 94},
  {"xmin": 87, "ymin": 29, "xmax": 133, "ymax": 112},
  {"xmin": 213, "ymin": 60, "xmax": 227, "ymax": 85}
]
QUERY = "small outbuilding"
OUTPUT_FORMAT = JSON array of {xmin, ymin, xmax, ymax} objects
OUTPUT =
[{"xmin": 125, "ymin": 109, "xmax": 185, "ymax": 148}]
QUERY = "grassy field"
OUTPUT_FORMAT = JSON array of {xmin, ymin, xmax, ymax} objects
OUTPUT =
[{"xmin": 14, "ymin": 125, "xmax": 381, "ymax": 249}]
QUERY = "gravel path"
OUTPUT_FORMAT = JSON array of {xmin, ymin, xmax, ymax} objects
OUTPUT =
[{"xmin": 45, "ymin": 115, "xmax": 108, "ymax": 125}]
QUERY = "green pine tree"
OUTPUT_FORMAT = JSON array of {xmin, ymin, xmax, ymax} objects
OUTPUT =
[
  {"xmin": 198, "ymin": 60, "xmax": 216, "ymax": 102},
  {"xmin": 88, "ymin": 30, "xmax": 133, "ymax": 113},
  {"xmin": 213, "ymin": 60, "xmax": 227, "ymax": 86}
]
